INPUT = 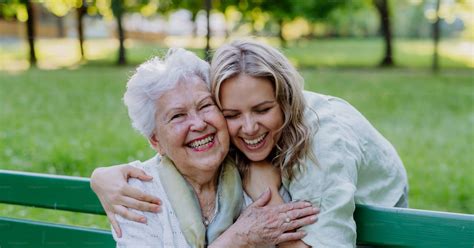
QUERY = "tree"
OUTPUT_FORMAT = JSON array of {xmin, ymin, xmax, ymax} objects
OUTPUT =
[
  {"xmin": 24, "ymin": 0, "xmax": 37, "ymax": 66},
  {"xmin": 42, "ymin": 0, "xmax": 86, "ymax": 61},
  {"xmin": 111, "ymin": 0, "xmax": 126, "ymax": 65},
  {"xmin": 220, "ymin": 0, "xmax": 348, "ymax": 47},
  {"xmin": 77, "ymin": 0, "xmax": 87, "ymax": 61},
  {"xmin": 172, "ymin": 0, "xmax": 216, "ymax": 59},
  {"xmin": 0, "ymin": 0, "xmax": 37, "ymax": 66},
  {"xmin": 205, "ymin": 0, "xmax": 211, "ymax": 60},
  {"xmin": 374, "ymin": 0, "xmax": 394, "ymax": 66},
  {"xmin": 432, "ymin": 0, "xmax": 441, "ymax": 72}
]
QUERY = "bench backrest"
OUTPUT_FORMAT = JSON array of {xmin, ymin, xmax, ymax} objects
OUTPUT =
[{"xmin": 1, "ymin": 169, "xmax": 473, "ymax": 248}]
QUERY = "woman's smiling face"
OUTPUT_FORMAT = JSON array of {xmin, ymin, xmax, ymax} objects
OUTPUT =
[
  {"xmin": 151, "ymin": 76, "xmax": 229, "ymax": 175},
  {"xmin": 219, "ymin": 73, "xmax": 284, "ymax": 162}
]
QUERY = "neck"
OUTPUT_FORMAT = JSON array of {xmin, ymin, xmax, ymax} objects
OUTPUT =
[
  {"xmin": 250, "ymin": 159, "xmax": 273, "ymax": 167},
  {"xmin": 183, "ymin": 170, "xmax": 219, "ymax": 194},
  {"xmin": 184, "ymin": 171, "xmax": 219, "ymax": 226}
]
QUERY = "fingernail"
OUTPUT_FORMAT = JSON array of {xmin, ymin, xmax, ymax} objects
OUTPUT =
[
  {"xmin": 310, "ymin": 216, "xmax": 318, "ymax": 222},
  {"xmin": 140, "ymin": 217, "xmax": 147, "ymax": 223},
  {"xmin": 304, "ymin": 202, "xmax": 311, "ymax": 207}
]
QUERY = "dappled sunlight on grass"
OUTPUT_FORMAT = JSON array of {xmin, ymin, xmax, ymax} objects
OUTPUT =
[
  {"xmin": 398, "ymin": 40, "xmax": 433, "ymax": 56},
  {"xmin": 440, "ymin": 41, "xmax": 474, "ymax": 67},
  {"xmin": 0, "ymin": 38, "xmax": 119, "ymax": 71},
  {"xmin": 83, "ymin": 39, "xmax": 118, "ymax": 60},
  {"xmin": 398, "ymin": 39, "xmax": 474, "ymax": 68}
]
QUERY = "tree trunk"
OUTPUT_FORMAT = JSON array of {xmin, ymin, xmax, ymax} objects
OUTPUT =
[
  {"xmin": 116, "ymin": 11, "xmax": 126, "ymax": 65},
  {"xmin": 25, "ymin": 1, "xmax": 37, "ymax": 66},
  {"xmin": 56, "ymin": 16, "xmax": 65, "ymax": 38},
  {"xmin": 278, "ymin": 18, "xmax": 287, "ymax": 48},
  {"xmin": 205, "ymin": 0, "xmax": 211, "ymax": 61},
  {"xmin": 191, "ymin": 12, "xmax": 198, "ymax": 38},
  {"xmin": 77, "ymin": 1, "xmax": 86, "ymax": 61},
  {"xmin": 374, "ymin": 0, "xmax": 393, "ymax": 67},
  {"xmin": 432, "ymin": 0, "xmax": 441, "ymax": 72}
]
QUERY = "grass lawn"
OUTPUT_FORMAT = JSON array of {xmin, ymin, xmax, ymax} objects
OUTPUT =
[{"xmin": 0, "ymin": 38, "xmax": 473, "ymax": 229}]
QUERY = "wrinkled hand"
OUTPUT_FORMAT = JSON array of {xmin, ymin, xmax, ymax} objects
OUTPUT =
[
  {"xmin": 90, "ymin": 164, "xmax": 161, "ymax": 237},
  {"xmin": 218, "ymin": 189, "xmax": 319, "ymax": 247}
]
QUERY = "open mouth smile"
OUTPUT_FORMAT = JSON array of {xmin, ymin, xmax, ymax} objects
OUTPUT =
[
  {"xmin": 242, "ymin": 133, "xmax": 267, "ymax": 149},
  {"xmin": 187, "ymin": 134, "xmax": 216, "ymax": 151}
]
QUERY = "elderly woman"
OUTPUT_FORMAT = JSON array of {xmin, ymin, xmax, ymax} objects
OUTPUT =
[{"xmin": 108, "ymin": 48, "xmax": 318, "ymax": 247}]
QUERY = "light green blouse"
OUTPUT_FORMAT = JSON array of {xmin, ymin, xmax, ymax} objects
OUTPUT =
[{"xmin": 283, "ymin": 91, "xmax": 408, "ymax": 247}]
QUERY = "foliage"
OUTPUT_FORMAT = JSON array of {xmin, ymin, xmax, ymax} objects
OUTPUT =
[{"xmin": 0, "ymin": 0, "xmax": 25, "ymax": 21}]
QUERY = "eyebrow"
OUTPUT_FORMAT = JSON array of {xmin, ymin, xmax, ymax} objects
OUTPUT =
[
  {"xmin": 161, "ymin": 94, "xmax": 213, "ymax": 118},
  {"xmin": 197, "ymin": 95, "xmax": 213, "ymax": 105}
]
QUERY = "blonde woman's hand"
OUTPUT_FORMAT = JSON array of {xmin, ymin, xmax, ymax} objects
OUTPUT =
[{"xmin": 90, "ymin": 164, "xmax": 161, "ymax": 237}]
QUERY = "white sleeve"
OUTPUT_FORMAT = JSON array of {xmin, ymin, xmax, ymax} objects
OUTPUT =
[
  {"xmin": 111, "ymin": 171, "xmax": 165, "ymax": 248},
  {"xmin": 288, "ymin": 110, "xmax": 360, "ymax": 247},
  {"xmin": 113, "ymin": 209, "xmax": 164, "ymax": 248}
]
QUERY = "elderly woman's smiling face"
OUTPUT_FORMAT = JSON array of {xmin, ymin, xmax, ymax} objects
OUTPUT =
[{"xmin": 150, "ymin": 76, "xmax": 229, "ymax": 175}]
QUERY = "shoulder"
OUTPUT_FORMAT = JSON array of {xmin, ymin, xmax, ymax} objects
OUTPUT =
[{"xmin": 127, "ymin": 156, "xmax": 163, "ymax": 193}]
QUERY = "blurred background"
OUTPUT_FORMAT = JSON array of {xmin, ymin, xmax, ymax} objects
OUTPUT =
[{"xmin": 1, "ymin": 0, "xmax": 473, "ymax": 229}]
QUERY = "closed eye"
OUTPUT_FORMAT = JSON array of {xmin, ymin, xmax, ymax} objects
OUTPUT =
[
  {"xmin": 170, "ymin": 113, "xmax": 185, "ymax": 121},
  {"xmin": 223, "ymin": 113, "xmax": 239, "ymax": 119},
  {"xmin": 256, "ymin": 107, "xmax": 271, "ymax": 114},
  {"xmin": 200, "ymin": 103, "xmax": 214, "ymax": 110}
]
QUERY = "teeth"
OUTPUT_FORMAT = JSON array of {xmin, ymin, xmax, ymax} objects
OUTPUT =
[
  {"xmin": 189, "ymin": 135, "xmax": 214, "ymax": 148},
  {"xmin": 243, "ymin": 133, "xmax": 266, "ymax": 145}
]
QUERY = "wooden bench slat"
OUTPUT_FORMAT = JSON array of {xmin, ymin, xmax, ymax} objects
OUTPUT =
[
  {"xmin": 0, "ymin": 170, "xmax": 105, "ymax": 215},
  {"xmin": 0, "ymin": 217, "xmax": 114, "ymax": 248},
  {"xmin": 1, "ymin": 169, "xmax": 473, "ymax": 247},
  {"xmin": 354, "ymin": 204, "xmax": 474, "ymax": 247}
]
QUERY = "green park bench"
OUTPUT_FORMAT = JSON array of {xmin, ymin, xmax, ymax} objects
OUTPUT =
[{"xmin": 0, "ymin": 169, "xmax": 473, "ymax": 248}]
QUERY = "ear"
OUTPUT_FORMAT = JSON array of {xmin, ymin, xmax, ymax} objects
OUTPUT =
[{"xmin": 149, "ymin": 132, "xmax": 164, "ymax": 155}]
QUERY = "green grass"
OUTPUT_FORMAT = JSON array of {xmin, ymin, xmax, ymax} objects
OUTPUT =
[
  {"xmin": 0, "ymin": 38, "xmax": 473, "ymax": 230},
  {"xmin": 283, "ymin": 38, "xmax": 473, "ymax": 68}
]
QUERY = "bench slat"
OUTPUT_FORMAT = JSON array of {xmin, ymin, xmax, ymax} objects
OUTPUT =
[
  {"xmin": 1, "ymin": 169, "xmax": 473, "ymax": 247},
  {"xmin": 355, "ymin": 204, "xmax": 474, "ymax": 247},
  {"xmin": 0, "ymin": 170, "xmax": 105, "ymax": 215},
  {"xmin": 0, "ymin": 217, "xmax": 114, "ymax": 248}
]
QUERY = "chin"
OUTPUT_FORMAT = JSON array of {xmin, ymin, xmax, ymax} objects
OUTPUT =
[{"xmin": 242, "ymin": 152, "xmax": 269, "ymax": 163}]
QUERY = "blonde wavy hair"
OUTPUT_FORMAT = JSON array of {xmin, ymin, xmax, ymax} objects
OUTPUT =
[{"xmin": 211, "ymin": 39, "xmax": 312, "ymax": 179}]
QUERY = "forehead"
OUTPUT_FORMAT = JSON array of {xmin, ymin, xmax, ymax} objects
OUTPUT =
[
  {"xmin": 157, "ymin": 77, "xmax": 210, "ymax": 110},
  {"xmin": 219, "ymin": 74, "xmax": 275, "ymax": 106}
]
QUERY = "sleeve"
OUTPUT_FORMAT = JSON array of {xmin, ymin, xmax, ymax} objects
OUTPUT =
[
  {"xmin": 111, "ymin": 174, "xmax": 165, "ymax": 248},
  {"xmin": 112, "ymin": 209, "xmax": 164, "ymax": 248},
  {"xmin": 287, "ymin": 109, "xmax": 361, "ymax": 248}
]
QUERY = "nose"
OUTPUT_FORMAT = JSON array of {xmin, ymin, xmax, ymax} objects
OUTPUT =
[
  {"xmin": 189, "ymin": 112, "xmax": 207, "ymax": 131},
  {"xmin": 242, "ymin": 114, "xmax": 258, "ymax": 136}
]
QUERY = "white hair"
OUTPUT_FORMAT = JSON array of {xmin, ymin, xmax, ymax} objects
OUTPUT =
[{"xmin": 124, "ymin": 48, "xmax": 210, "ymax": 138}]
